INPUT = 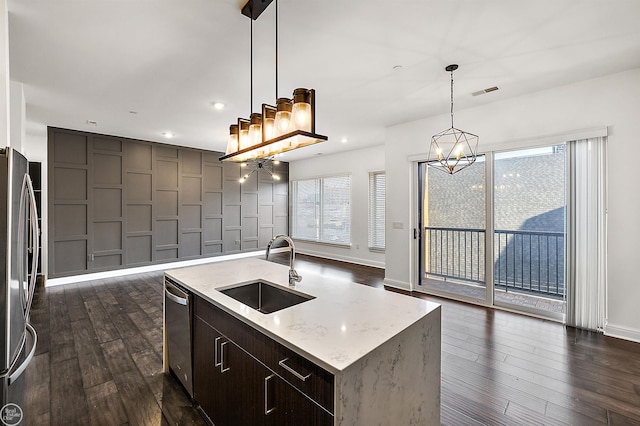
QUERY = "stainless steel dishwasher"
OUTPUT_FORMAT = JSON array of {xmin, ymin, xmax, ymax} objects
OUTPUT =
[{"xmin": 165, "ymin": 277, "xmax": 193, "ymax": 398}]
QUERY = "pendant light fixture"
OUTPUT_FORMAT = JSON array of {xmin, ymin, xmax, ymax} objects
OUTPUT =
[
  {"xmin": 219, "ymin": 0, "xmax": 327, "ymax": 163},
  {"xmin": 427, "ymin": 64, "xmax": 479, "ymax": 174},
  {"xmin": 238, "ymin": 157, "xmax": 281, "ymax": 183}
]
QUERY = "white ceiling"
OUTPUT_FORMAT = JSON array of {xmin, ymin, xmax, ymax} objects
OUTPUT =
[{"xmin": 8, "ymin": 1, "xmax": 640, "ymax": 161}]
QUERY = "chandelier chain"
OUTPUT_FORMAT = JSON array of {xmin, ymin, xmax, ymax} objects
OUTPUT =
[{"xmin": 450, "ymin": 69, "xmax": 454, "ymax": 128}]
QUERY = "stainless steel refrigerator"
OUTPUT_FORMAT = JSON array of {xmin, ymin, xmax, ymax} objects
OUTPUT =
[{"xmin": 0, "ymin": 147, "xmax": 39, "ymax": 424}]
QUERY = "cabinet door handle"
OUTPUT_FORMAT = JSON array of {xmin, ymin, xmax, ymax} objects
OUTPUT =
[
  {"xmin": 214, "ymin": 337, "xmax": 222, "ymax": 368},
  {"xmin": 220, "ymin": 341, "xmax": 230, "ymax": 373},
  {"xmin": 264, "ymin": 374, "xmax": 276, "ymax": 415},
  {"xmin": 278, "ymin": 358, "xmax": 311, "ymax": 381}
]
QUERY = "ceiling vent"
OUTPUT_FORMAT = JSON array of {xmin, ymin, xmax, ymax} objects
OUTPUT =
[{"xmin": 472, "ymin": 86, "xmax": 499, "ymax": 96}]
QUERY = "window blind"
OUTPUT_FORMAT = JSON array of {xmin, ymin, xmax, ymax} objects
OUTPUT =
[
  {"xmin": 368, "ymin": 172, "xmax": 385, "ymax": 250},
  {"xmin": 292, "ymin": 175, "xmax": 351, "ymax": 245}
]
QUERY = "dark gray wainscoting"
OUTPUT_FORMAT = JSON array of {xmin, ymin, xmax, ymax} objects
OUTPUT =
[{"xmin": 48, "ymin": 127, "xmax": 288, "ymax": 278}]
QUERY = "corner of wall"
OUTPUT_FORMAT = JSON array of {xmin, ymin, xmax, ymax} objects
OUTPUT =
[
  {"xmin": 383, "ymin": 278, "xmax": 411, "ymax": 291},
  {"xmin": 604, "ymin": 323, "xmax": 640, "ymax": 344},
  {"xmin": 297, "ymin": 247, "xmax": 385, "ymax": 269}
]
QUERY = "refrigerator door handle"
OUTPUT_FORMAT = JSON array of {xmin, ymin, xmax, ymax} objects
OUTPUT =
[
  {"xmin": 8, "ymin": 323, "xmax": 37, "ymax": 385},
  {"xmin": 16, "ymin": 174, "xmax": 28, "ymax": 316},
  {"xmin": 25, "ymin": 175, "xmax": 39, "ymax": 317}
]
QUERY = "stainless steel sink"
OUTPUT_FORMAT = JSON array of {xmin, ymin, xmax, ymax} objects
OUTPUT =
[{"xmin": 218, "ymin": 280, "xmax": 314, "ymax": 314}]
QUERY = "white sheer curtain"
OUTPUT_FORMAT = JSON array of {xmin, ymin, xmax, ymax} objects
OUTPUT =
[{"xmin": 567, "ymin": 137, "xmax": 607, "ymax": 331}]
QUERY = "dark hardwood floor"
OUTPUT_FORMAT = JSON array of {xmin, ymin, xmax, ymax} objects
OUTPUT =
[{"xmin": 24, "ymin": 254, "xmax": 640, "ymax": 425}]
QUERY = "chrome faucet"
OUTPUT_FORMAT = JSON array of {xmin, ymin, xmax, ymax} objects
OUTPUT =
[{"xmin": 265, "ymin": 234, "xmax": 302, "ymax": 287}]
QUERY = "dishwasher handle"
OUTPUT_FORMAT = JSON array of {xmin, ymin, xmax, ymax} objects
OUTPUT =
[{"xmin": 165, "ymin": 284, "xmax": 188, "ymax": 306}]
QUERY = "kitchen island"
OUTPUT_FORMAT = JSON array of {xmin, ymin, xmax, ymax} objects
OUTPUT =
[{"xmin": 164, "ymin": 257, "xmax": 441, "ymax": 425}]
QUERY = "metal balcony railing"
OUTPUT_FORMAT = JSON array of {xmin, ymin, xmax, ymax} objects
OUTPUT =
[
  {"xmin": 425, "ymin": 227, "xmax": 565, "ymax": 298},
  {"xmin": 425, "ymin": 227, "xmax": 486, "ymax": 284}
]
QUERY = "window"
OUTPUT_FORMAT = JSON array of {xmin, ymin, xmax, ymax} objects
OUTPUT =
[
  {"xmin": 368, "ymin": 172, "xmax": 385, "ymax": 250},
  {"xmin": 292, "ymin": 175, "xmax": 351, "ymax": 245}
]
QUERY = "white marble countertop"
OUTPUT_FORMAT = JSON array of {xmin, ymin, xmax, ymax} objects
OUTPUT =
[{"xmin": 165, "ymin": 257, "xmax": 440, "ymax": 374}]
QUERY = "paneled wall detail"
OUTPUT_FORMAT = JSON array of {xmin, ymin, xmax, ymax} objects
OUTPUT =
[
  {"xmin": 260, "ymin": 162, "xmax": 289, "ymax": 246},
  {"xmin": 90, "ymin": 135, "xmax": 124, "ymax": 269},
  {"xmin": 50, "ymin": 131, "xmax": 89, "ymax": 275},
  {"xmin": 222, "ymin": 162, "xmax": 242, "ymax": 253},
  {"xmin": 203, "ymin": 153, "xmax": 223, "ymax": 255},
  {"xmin": 48, "ymin": 128, "xmax": 288, "ymax": 278},
  {"xmin": 125, "ymin": 141, "xmax": 153, "ymax": 265},
  {"xmin": 242, "ymin": 169, "xmax": 259, "ymax": 251}
]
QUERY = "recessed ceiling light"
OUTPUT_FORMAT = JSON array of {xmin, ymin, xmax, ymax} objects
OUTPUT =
[
  {"xmin": 213, "ymin": 102, "xmax": 225, "ymax": 110},
  {"xmin": 86, "ymin": 119, "xmax": 97, "ymax": 126},
  {"xmin": 129, "ymin": 111, "xmax": 138, "ymax": 115},
  {"xmin": 393, "ymin": 65, "xmax": 403, "ymax": 71},
  {"xmin": 341, "ymin": 137, "xmax": 348, "ymax": 144},
  {"xmin": 162, "ymin": 132, "xmax": 174, "ymax": 139}
]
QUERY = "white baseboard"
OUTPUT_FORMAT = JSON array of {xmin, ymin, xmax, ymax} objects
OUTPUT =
[
  {"xmin": 45, "ymin": 250, "xmax": 271, "ymax": 287},
  {"xmin": 604, "ymin": 323, "xmax": 640, "ymax": 344},
  {"xmin": 296, "ymin": 248, "xmax": 385, "ymax": 269},
  {"xmin": 383, "ymin": 278, "xmax": 411, "ymax": 291}
]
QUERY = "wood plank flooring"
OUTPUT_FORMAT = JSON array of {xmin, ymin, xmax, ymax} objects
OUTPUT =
[{"xmin": 23, "ymin": 254, "xmax": 640, "ymax": 425}]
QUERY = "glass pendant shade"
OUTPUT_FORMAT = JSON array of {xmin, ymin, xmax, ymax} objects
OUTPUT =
[
  {"xmin": 262, "ymin": 105, "xmax": 276, "ymax": 141},
  {"xmin": 226, "ymin": 124, "xmax": 239, "ymax": 155},
  {"xmin": 249, "ymin": 113, "xmax": 262, "ymax": 147},
  {"xmin": 274, "ymin": 97, "xmax": 293, "ymax": 136},
  {"xmin": 238, "ymin": 118, "xmax": 251, "ymax": 160},
  {"xmin": 292, "ymin": 88, "xmax": 312, "ymax": 132}
]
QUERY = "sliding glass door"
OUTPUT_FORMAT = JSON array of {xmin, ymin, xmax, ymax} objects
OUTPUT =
[
  {"xmin": 493, "ymin": 146, "xmax": 566, "ymax": 317},
  {"xmin": 418, "ymin": 156, "xmax": 489, "ymax": 303},
  {"xmin": 417, "ymin": 145, "xmax": 567, "ymax": 319}
]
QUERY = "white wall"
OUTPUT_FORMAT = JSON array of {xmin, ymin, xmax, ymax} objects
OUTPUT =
[
  {"xmin": 385, "ymin": 68, "xmax": 640, "ymax": 342},
  {"xmin": 9, "ymin": 81, "xmax": 24, "ymax": 151},
  {"xmin": 1, "ymin": 0, "xmax": 9, "ymax": 148},
  {"xmin": 289, "ymin": 145, "xmax": 385, "ymax": 268}
]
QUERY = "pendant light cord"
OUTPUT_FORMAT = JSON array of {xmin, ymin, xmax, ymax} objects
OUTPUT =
[{"xmin": 450, "ymin": 69, "xmax": 454, "ymax": 128}]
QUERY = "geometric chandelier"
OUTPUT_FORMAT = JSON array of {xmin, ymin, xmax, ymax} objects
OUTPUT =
[
  {"xmin": 427, "ymin": 64, "xmax": 479, "ymax": 174},
  {"xmin": 218, "ymin": 0, "xmax": 327, "ymax": 163}
]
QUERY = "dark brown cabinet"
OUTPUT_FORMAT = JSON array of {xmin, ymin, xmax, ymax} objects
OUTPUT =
[
  {"xmin": 193, "ymin": 296, "xmax": 334, "ymax": 426},
  {"xmin": 266, "ymin": 373, "xmax": 334, "ymax": 426},
  {"xmin": 194, "ymin": 316, "xmax": 265, "ymax": 424}
]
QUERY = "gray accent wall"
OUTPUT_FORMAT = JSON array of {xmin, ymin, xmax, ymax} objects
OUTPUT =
[{"xmin": 48, "ymin": 127, "xmax": 289, "ymax": 278}]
